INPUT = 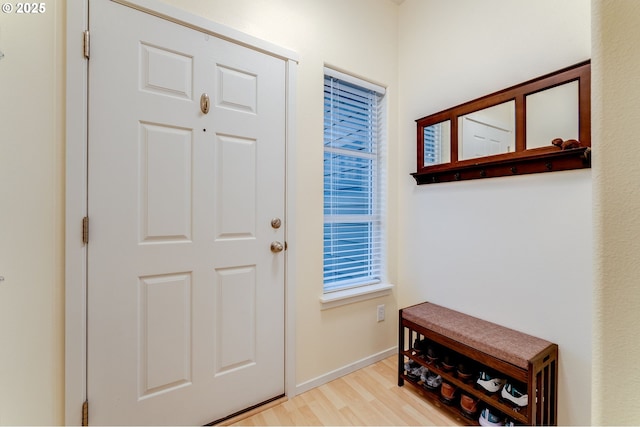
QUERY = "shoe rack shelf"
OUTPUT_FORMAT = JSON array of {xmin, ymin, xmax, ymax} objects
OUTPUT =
[{"xmin": 398, "ymin": 302, "xmax": 558, "ymax": 426}]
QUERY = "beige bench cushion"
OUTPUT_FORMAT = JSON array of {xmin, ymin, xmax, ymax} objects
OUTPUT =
[{"xmin": 402, "ymin": 302, "xmax": 552, "ymax": 369}]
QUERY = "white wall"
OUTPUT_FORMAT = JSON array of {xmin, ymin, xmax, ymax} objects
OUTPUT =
[
  {"xmin": 397, "ymin": 1, "xmax": 591, "ymax": 425},
  {"xmin": 592, "ymin": 0, "xmax": 640, "ymax": 424},
  {"xmin": 0, "ymin": 1, "xmax": 65, "ymax": 424}
]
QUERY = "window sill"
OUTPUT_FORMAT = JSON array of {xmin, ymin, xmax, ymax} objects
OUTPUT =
[{"xmin": 320, "ymin": 283, "xmax": 394, "ymax": 310}]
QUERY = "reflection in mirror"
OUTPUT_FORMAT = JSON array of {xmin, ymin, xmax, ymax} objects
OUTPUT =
[
  {"xmin": 526, "ymin": 81, "xmax": 579, "ymax": 149},
  {"xmin": 458, "ymin": 101, "xmax": 515, "ymax": 160},
  {"xmin": 423, "ymin": 120, "xmax": 451, "ymax": 166}
]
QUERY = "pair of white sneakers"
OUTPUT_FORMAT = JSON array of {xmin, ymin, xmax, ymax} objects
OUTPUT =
[
  {"xmin": 477, "ymin": 372, "xmax": 529, "ymax": 407},
  {"xmin": 479, "ymin": 408, "xmax": 516, "ymax": 427},
  {"xmin": 501, "ymin": 382, "xmax": 529, "ymax": 407}
]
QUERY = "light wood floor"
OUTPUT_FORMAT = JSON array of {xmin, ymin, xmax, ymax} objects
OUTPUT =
[{"xmin": 229, "ymin": 355, "xmax": 463, "ymax": 426}]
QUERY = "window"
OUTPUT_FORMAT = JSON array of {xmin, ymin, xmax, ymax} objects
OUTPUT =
[{"xmin": 323, "ymin": 68, "xmax": 386, "ymax": 294}]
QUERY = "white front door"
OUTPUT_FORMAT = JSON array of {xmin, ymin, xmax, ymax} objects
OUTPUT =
[{"xmin": 87, "ymin": 1, "xmax": 286, "ymax": 425}]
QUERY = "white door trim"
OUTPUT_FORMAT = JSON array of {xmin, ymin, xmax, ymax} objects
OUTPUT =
[
  {"xmin": 65, "ymin": 2, "xmax": 298, "ymax": 424},
  {"xmin": 65, "ymin": 3, "xmax": 88, "ymax": 425}
]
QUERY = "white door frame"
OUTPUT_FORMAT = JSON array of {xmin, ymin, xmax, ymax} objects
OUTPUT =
[{"xmin": 65, "ymin": 1, "xmax": 298, "ymax": 424}]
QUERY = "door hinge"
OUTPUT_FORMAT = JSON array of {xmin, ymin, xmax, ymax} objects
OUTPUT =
[
  {"xmin": 83, "ymin": 30, "xmax": 90, "ymax": 59},
  {"xmin": 82, "ymin": 216, "xmax": 89, "ymax": 244},
  {"xmin": 82, "ymin": 400, "xmax": 89, "ymax": 426}
]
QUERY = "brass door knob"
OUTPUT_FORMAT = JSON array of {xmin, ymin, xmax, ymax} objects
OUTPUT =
[
  {"xmin": 270, "ymin": 241, "xmax": 284, "ymax": 253},
  {"xmin": 200, "ymin": 93, "xmax": 210, "ymax": 114}
]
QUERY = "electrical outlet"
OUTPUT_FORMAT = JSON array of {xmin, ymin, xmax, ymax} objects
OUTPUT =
[{"xmin": 377, "ymin": 304, "xmax": 385, "ymax": 322}]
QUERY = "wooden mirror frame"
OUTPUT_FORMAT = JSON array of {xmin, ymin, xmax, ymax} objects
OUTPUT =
[{"xmin": 412, "ymin": 61, "xmax": 591, "ymax": 185}]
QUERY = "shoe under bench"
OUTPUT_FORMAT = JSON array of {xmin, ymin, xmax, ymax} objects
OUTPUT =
[{"xmin": 398, "ymin": 302, "xmax": 558, "ymax": 425}]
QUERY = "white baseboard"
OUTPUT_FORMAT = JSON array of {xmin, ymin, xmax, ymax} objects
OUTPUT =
[{"xmin": 293, "ymin": 346, "xmax": 397, "ymax": 397}]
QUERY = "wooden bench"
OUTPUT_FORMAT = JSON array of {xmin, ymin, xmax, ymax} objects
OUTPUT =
[{"xmin": 398, "ymin": 302, "xmax": 558, "ymax": 425}]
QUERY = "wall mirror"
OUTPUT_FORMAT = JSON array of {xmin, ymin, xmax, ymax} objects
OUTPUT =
[
  {"xmin": 413, "ymin": 61, "xmax": 590, "ymax": 184},
  {"xmin": 423, "ymin": 120, "xmax": 451, "ymax": 165},
  {"xmin": 526, "ymin": 80, "xmax": 579, "ymax": 149},
  {"xmin": 458, "ymin": 101, "xmax": 515, "ymax": 160}
]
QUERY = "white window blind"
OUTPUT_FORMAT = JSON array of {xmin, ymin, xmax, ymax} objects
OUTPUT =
[
  {"xmin": 424, "ymin": 124, "xmax": 441, "ymax": 165},
  {"xmin": 323, "ymin": 69, "xmax": 386, "ymax": 293}
]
